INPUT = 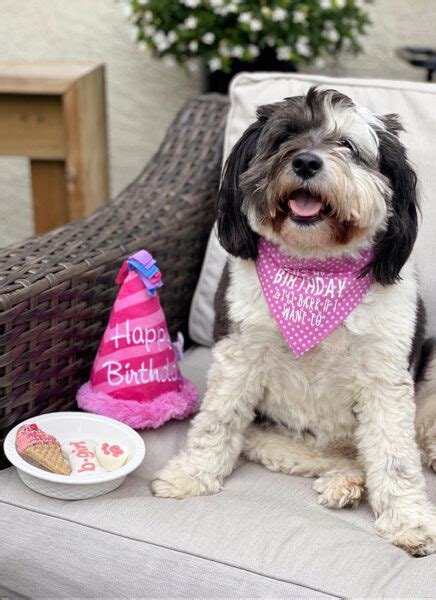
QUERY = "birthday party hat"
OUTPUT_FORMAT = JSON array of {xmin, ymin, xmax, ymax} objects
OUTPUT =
[{"xmin": 77, "ymin": 250, "xmax": 198, "ymax": 428}]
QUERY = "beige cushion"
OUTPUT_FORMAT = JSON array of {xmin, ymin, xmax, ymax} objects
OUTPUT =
[
  {"xmin": 189, "ymin": 73, "xmax": 436, "ymax": 347},
  {"xmin": 1, "ymin": 345, "xmax": 436, "ymax": 598}
]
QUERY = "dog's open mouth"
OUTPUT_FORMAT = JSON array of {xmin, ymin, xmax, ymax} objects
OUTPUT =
[{"xmin": 287, "ymin": 189, "xmax": 328, "ymax": 225}]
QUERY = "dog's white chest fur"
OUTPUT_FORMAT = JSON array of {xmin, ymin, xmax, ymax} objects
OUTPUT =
[{"xmin": 226, "ymin": 256, "xmax": 418, "ymax": 444}]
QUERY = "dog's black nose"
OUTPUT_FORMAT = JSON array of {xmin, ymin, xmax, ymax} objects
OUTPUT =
[{"xmin": 292, "ymin": 152, "xmax": 323, "ymax": 179}]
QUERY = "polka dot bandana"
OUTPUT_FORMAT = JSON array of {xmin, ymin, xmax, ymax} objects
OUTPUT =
[{"xmin": 256, "ymin": 237, "xmax": 374, "ymax": 357}]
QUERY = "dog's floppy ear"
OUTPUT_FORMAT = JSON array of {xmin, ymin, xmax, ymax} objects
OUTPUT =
[
  {"xmin": 369, "ymin": 114, "xmax": 419, "ymax": 285},
  {"xmin": 217, "ymin": 109, "xmax": 270, "ymax": 259}
]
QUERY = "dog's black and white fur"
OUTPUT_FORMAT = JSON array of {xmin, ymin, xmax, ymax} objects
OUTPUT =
[{"xmin": 152, "ymin": 88, "xmax": 436, "ymax": 556}]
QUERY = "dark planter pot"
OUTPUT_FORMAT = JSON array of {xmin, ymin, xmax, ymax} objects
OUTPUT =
[{"xmin": 203, "ymin": 47, "xmax": 297, "ymax": 94}]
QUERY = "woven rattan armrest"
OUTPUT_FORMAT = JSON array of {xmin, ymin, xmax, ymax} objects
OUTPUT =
[{"xmin": 0, "ymin": 94, "xmax": 229, "ymax": 468}]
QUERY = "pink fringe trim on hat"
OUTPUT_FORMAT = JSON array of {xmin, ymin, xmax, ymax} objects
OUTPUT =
[{"xmin": 77, "ymin": 379, "xmax": 199, "ymax": 429}]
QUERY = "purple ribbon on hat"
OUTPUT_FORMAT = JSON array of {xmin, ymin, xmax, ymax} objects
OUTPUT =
[{"xmin": 127, "ymin": 250, "xmax": 163, "ymax": 296}]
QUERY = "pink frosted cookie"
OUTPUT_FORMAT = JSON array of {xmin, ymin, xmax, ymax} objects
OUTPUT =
[
  {"xmin": 61, "ymin": 440, "xmax": 105, "ymax": 476},
  {"xmin": 95, "ymin": 442, "xmax": 129, "ymax": 471},
  {"xmin": 16, "ymin": 423, "xmax": 71, "ymax": 475}
]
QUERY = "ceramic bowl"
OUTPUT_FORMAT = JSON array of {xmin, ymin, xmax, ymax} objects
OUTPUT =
[{"xmin": 4, "ymin": 412, "xmax": 145, "ymax": 499}]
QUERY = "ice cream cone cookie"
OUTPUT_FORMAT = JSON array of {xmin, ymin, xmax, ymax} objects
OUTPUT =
[
  {"xmin": 95, "ymin": 442, "xmax": 129, "ymax": 471},
  {"xmin": 16, "ymin": 423, "xmax": 71, "ymax": 475},
  {"xmin": 61, "ymin": 440, "xmax": 105, "ymax": 476}
]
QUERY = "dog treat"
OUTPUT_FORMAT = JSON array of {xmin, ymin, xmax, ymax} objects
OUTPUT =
[
  {"xmin": 16, "ymin": 423, "xmax": 71, "ymax": 475},
  {"xmin": 61, "ymin": 440, "xmax": 106, "ymax": 476},
  {"xmin": 95, "ymin": 442, "xmax": 129, "ymax": 471}
]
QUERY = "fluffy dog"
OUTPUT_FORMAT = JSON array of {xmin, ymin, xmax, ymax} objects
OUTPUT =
[{"xmin": 152, "ymin": 88, "xmax": 436, "ymax": 556}]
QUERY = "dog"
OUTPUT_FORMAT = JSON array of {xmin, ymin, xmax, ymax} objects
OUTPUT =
[{"xmin": 152, "ymin": 87, "xmax": 436, "ymax": 556}]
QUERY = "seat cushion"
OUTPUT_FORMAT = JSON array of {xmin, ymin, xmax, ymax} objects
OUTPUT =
[
  {"xmin": 1, "ymin": 346, "xmax": 436, "ymax": 598},
  {"xmin": 189, "ymin": 72, "xmax": 436, "ymax": 347}
]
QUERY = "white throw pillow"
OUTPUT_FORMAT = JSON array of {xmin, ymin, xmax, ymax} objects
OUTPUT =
[{"xmin": 189, "ymin": 72, "xmax": 436, "ymax": 347}]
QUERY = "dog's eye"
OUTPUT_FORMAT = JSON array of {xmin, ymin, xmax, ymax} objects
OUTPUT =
[{"xmin": 338, "ymin": 138, "xmax": 355, "ymax": 151}]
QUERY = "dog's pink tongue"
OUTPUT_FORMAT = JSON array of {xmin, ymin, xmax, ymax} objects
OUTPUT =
[{"xmin": 288, "ymin": 192, "xmax": 323, "ymax": 217}]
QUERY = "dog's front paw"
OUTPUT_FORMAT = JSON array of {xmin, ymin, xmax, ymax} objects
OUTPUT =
[
  {"xmin": 376, "ymin": 513, "xmax": 436, "ymax": 556},
  {"xmin": 313, "ymin": 470, "xmax": 364, "ymax": 509},
  {"xmin": 151, "ymin": 465, "xmax": 223, "ymax": 499}
]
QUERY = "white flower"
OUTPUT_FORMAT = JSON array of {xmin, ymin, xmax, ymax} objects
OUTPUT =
[
  {"xmin": 324, "ymin": 28, "xmax": 340, "ymax": 43},
  {"xmin": 167, "ymin": 31, "xmax": 178, "ymax": 44},
  {"xmin": 188, "ymin": 40, "xmax": 199, "ymax": 52},
  {"xmin": 238, "ymin": 12, "xmax": 263, "ymax": 31},
  {"xmin": 122, "ymin": 3, "xmax": 133, "ymax": 18},
  {"xmin": 156, "ymin": 41, "xmax": 171, "ymax": 52},
  {"xmin": 265, "ymin": 35, "xmax": 276, "ymax": 47},
  {"xmin": 248, "ymin": 44, "xmax": 260, "ymax": 58},
  {"xmin": 208, "ymin": 57, "xmax": 222, "ymax": 71},
  {"xmin": 210, "ymin": 0, "xmax": 232, "ymax": 15},
  {"xmin": 238, "ymin": 12, "xmax": 252, "ymax": 24},
  {"xmin": 137, "ymin": 40, "xmax": 147, "ymax": 52},
  {"xmin": 335, "ymin": 0, "xmax": 347, "ymax": 8},
  {"xmin": 138, "ymin": 0, "xmax": 149, "ymax": 5},
  {"xmin": 230, "ymin": 44, "xmax": 244, "ymax": 58},
  {"xmin": 324, "ymin": 19, "xmax": 335, "ymax": 30},
  {"xmin": 293, "ymin": 10, "xmax": 306, "ymax": 24},
  {"xmin": 314, "ymin": 57, "xmax": 327, "ymax": 69},
  {"xmin": 249, "ymin": 18, "xmax": 262, "ymax": 32},
  {"xmin": 202, "ymin": 32, "xmax": 216, "ymax": 44},
  {"xmin": 144, "ymin": 24, "xmax": 156, "ymax": 36},
  {"xmin": 296, "ymin": 36, "xmax": 311, "ymax": 57},
  {"xmin": 128, "ymin": 26, "xmax": 138, "ymax": 41},
  {"xmin": 271, "ymin": 7, "xmax": 287, "ymax": 22},
  {"xmin": 153, "ymin": 31, "xmax": 170, "ymax": 52},
  {"xmin": 277, "ymin": 46, "xmax": 292, "ymax": 61},
  {"xmin": 143, "ymin": 11, "xmax": 153, "ymax": 23},
  {"xmin": 181, "ymin": 0, "xmax": 200, "ymax": 7},
  {"xmin": 320, "ymin": 0, "xmax": 332, "ymax": 8},
  {"xmin": 183, "ymin": 16, "xmax": 198, "ymax": 29}
]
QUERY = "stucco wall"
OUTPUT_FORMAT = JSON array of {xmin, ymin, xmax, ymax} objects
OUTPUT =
[{"xmin": 0, "ymin": 0, "xmax": 434, "ymax": 246}]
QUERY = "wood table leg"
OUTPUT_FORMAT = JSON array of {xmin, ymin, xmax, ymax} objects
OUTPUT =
[
  {"xmin": 31, "ymin": 160, "xmax": 68, "ymax": 233},
  {"xmin": 62, "ymin": 66, "xmax": 109, "ymax": 222}
]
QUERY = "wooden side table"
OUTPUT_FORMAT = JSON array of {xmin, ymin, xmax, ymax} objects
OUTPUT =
[{"xmin": 0, "ymin": 62, "xmax": 110, "ymax": 233}]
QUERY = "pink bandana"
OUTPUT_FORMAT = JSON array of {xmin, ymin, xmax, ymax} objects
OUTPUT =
[{"xmin": 256, "ymin": 237, "xmax": 374, "ymax": 357}]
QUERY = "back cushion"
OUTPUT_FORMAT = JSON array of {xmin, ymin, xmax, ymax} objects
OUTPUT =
[{"xmin": 189, "ymin": 72, "xmax": 436, "ymax": 347}]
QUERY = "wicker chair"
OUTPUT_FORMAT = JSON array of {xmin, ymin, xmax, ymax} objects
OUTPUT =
[
  {"xmin": 3, "ymin": 77, "xmax": 436, "ymax": 598},
  {"xmin": 0, "ymin": 94, "xmax": 229, "ymax": 469}
]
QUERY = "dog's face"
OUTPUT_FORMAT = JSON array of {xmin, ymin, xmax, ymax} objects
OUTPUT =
[{"xmin": 218, "ymin": 88, "xmax": 418, "ymax": 285}]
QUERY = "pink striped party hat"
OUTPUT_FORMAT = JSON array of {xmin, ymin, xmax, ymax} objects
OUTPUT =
[{"xmin": 77, "ymin": 250, "xmax": 198, "ymax": 429}]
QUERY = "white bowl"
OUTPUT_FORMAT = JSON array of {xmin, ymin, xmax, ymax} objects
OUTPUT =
[{"xmin": 4, "ymin": 412, "xmax": 146, "ymax": 500}]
